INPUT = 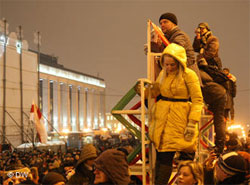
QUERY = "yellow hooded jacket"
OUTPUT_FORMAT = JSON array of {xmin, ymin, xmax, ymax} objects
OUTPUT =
[{"xmin": 148, "ymin": 43, "xmax": 203, "ymax": 152}]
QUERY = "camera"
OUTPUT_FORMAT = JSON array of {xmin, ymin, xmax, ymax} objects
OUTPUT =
[{"xmin": 195, "ymin": 27, "xmax": 201, "ymax": 34}]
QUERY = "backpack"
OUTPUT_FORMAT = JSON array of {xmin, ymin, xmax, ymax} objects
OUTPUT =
[{"xmin": 199, "ymin": 65, "xmax": 229, "ymax": 89}]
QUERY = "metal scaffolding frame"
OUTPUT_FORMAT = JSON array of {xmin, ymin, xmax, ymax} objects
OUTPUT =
[{"xmin": 111, "ymin": 20, "xmax": 215, "ymax": 185}]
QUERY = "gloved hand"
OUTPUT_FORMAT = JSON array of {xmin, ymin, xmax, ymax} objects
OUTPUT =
[
  {"xmin": 135, "ymin": 83, "xmax": 141, "ymax": 95},
  {"xmin": 184, "ymin": 120, "xmax": 197, "ymax": 141},
  {"xmin": 195, "ymin": 27, "xmax": 201, "ymax": 39}
]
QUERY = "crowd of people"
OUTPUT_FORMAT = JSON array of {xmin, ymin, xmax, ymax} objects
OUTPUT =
[
  {"xmin": 0, "ymin": 144, "xmax": 132, "ymax": 185},
  {"xmin": 0, "ymin": 138, "xmax": 249, "ymax": 185}
]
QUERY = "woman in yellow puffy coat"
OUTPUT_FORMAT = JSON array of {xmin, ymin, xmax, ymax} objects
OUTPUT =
[{"xmin": 147, "ymin": 43, "xmax": 203, "ymax": 184}]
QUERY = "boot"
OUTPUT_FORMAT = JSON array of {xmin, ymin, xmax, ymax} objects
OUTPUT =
[
  {"xmin": 214, "ymin": 139, "xmax": 225, "ymax": 155},
  {"xmin": 155, "ymin": 164, "xmax": 172, "ymax": 185}
]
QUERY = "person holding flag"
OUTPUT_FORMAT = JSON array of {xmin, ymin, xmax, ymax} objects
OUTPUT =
[
  {"xmin": 30, "ymin": 102, "xmax": 48, "ymax": 144},
  {"xmin": 149, "ymin": 12, "xmax": 201, "ymax": 84}
]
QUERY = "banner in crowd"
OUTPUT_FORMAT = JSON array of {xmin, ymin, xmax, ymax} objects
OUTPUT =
[{"xmin": 30, "ymin": 102, "xmax": 47, "ymax": 144}]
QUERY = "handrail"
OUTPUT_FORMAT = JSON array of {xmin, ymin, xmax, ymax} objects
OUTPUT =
[
  {"xmin": 0, "ymin": 129, "xmax": 16, "ymax": 150},
  {"xmin": 199, "ymin": 107, "xmax": 214, "ymax": 149}
]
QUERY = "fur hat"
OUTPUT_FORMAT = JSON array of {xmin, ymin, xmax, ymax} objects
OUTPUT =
[
  {"xmin": 218, "ymin": 152, "xmax": 246, "ymax": 176},
  {"xmin": 159, "ymin": 12, "xmax": 178, "ymax": 25},
  {"xmin": 76, "ymin": 144, "xmax": 97, "ymax": 168},
  {"xmin": 198, "ymin": 22, "xmax": 210, "ymax": 31},
  {"xmin": 42, "ymin": 172, "xmax": 66, "ymax": 185},
  {"xmin": 94, "ymin": 149, "xmax": 130, "ymax": 185}
]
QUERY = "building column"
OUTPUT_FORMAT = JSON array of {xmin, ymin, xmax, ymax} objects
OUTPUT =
[
  {"xmin": 67, "ymin": 85, "xmax": 71, "ymax": 131},
  {"xmin": 83, "ymin": 88, "xmax": 87, "ymax": 129},
  {"xmin": 57, "ymin": 82, "xmax": 61, "ymax": 132},
  {"xmin": 87, "ymin": 88, "xmax": 93, "ymax": 129},
  {"xmin": 76, "ymin": 86, "xmax": 80, "ymax": 131},
  {"xmin": 90, "ymin": 89, "xmax": 94, "ymax": 129},
  {"xmin": 101, "ymin": 90, "xmax": 106, "ymax": 128},
  {"xmin": 96, "ymin": 91, "xmax": 101, "ymax": 128},
  {"xmin": 61, "ymin": 83, "xmax": 67, "ymax": 130},
  {"xmin": 47, "ymin": 79, "xmax": 51, "ymax": 132}
]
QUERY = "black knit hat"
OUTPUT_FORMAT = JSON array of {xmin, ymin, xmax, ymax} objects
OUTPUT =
[
  {"xmin": 159, "ymin": 12, "xmax": 178, "ymax": 25},
  {"xmin": 218, "ymin": 152, "xmax": 246, "ymax": 176}
]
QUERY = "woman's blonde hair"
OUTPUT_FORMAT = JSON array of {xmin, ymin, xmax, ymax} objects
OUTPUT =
[
  {"xmin": 159, "ymin": 53, "xmax": 185, "ymax": 95},
  {"xmin": 177, "ymin": 160, "xmax": 204, "ymax": 185}
]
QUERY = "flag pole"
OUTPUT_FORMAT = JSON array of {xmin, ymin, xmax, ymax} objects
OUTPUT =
[{"xmin": 1, "ymin": 18, "xmax": 7, "ymax": 144}]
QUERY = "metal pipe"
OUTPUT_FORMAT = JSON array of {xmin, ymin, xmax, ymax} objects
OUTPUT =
[
  {"xmin": 140, "ymin": 79, "xmax": 146, "ymax": 185},
  {"xmin": 2, "ymin": 19, "xmax": 7, "ymax": 144},
  {"xmin": 22, "ymin": 111, "xmax": 35, "ymax": 148},
  {"xmin": 147, "ymin": 20, "xmax": 151, "ymax": 80},
  {"xmin": 18, "ymin": 25, "xmax": 24, "ymax": 143},
  {"xmin": 5, "ymin": 110, "xmax": 33, "ymax": 142},
  {"xmin": 37, "ymin": 31, "xmax": 41, "ymax": 109}
]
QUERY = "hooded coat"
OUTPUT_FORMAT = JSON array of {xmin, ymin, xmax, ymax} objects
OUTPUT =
[
  {"xmin": 148, "ymin": 43, "xmax": 203, "ymax": 153},
  {"xmin": 66, "ymin": 144, "xmax": 97, "ymax": 185},
  {"xmin": 94, "ymin": 149, "xmax": 130, "ymax": 185}
]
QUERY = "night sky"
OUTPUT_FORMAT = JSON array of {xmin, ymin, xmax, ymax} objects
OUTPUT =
[{"xmin": 1, "ymin": 0, "xmax": 249, "ymax": 127}]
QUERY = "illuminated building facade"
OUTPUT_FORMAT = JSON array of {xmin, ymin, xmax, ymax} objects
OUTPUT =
[
  {"xmin": 0, "ymin": 33, "xmax": 106, "ymax": 147},
  {"xmin": 38, "ymin": 53, "xmax": 106, "ymax": 133}
]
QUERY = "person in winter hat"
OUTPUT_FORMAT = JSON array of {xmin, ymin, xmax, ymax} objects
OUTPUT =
[
  {"xmin": 193, "ymin": 22, "xmax": 222, "ymax": 70},
  {"xmin": 42, "ymin": 172, "xmax": 66, "ymax": 185},
  {"xmin": 156, "ymin": 12, "xmax": 202, "ymax": 85},
  {"xmin": 215, "ymin": 151, "xmax": 248, "ymax": 184},
  {"xmin": 204, "ymin": 151, "xmax": 248, "ymax": 185},
  {"xmin": 66, "ymin": 144, "xmax": 97, "ymax": 185},
  {"xmin": 93, "ymin": 149, "xmax": 130, "ymax": 185},
  {"xmin": 222, "ymin": 67, "xmax": 237, "ymax": 123},
  {"xmin": 141, "ymin": 43, "xmax": 203, "ymax": 184},
  {"xmin": 62, "ymin": 160, "xmax": 75, "ymax": 180}
]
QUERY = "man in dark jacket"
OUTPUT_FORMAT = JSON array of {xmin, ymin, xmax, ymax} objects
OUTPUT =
[
  {"xmin": 223, "ymin": 68, "xmax": 237, "ymax": 123},
  {"xmin": 193, "ymin": 22, "xmax": 222, "ymax": 70},
  {"xmin": 147, "ymin": 12, "xmax": 201, "ymax": 85},
  {"xmin": 198, "ymin": 59, "xmax": 227, "ymax": 155},
  {"xmin": 157, "ymin": 12, "xmax": 201, "ymax": 82},
  {"xmin": 66, "ymin": 144, "xmax": 97, "ymax": 185}
]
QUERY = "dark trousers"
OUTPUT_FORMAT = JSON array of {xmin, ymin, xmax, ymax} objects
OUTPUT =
[
  {"xmin": 209, "ymin": 94, "xmax": 227, "ymax": 152},
  {"xmin": 155, "ymin": 151, "xmax": 195, "ymax": 185}
]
